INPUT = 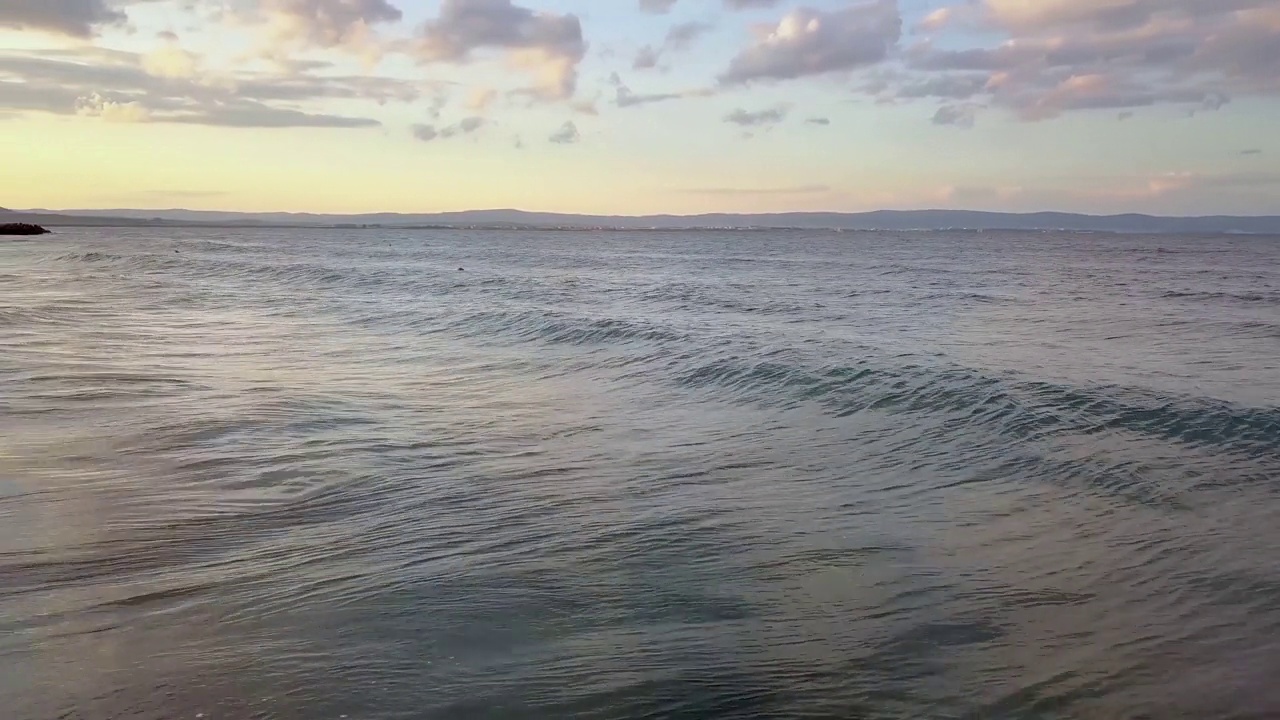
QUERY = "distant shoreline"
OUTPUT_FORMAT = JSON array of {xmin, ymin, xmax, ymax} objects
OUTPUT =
[
  {"xmin": 11, "ymin": 224, "xmax": 1275, "ymax": 236},
  {"xmin": 4, "ymin": 208, "xmax": 1280, "ymax": 235}
]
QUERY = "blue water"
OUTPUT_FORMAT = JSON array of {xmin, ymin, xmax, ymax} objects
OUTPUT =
[{"xmin": 2, "ymin": 227, "xmax": 1278, "ymax": 719}]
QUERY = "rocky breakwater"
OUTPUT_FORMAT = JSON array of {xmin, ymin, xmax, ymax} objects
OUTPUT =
[{"xmin": 0, "ymin": 223, "xmax": 51, "ymax": 235}]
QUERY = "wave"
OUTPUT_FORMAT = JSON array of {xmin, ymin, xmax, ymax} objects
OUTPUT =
[
  {"xmin": 0, "ymin": 298, "xmax": 115, "ymax": 328},
  {"xmin": 921, "ymin": 291, "xmax": 1016, "ymax": 304},
  {"xmin": 51, "ymin": 251, "xmax": 413, "ymax": 293},
  {"xmin": 634, "ymin": 283, "xmax": 821, "ymax": 316},
  {"xmin": 1161, "ymin": 290, "xmax": 1279, "ymax": 303},
  {"xmin": 674, "ymin": 356, "xmax": 1280, "ymax": 454},
  {"xmin": 445, "ymin": 309, "xmax": 689, "ymax": 346},
  {"xmin": 53, "ymin": 251, "xmax": 125, "ymax": 263}
]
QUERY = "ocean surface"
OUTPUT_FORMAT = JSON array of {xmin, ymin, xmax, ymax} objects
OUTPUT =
[{"xmin": 2, "ymin": 227, "xmax": 1278, "ymax": 720}]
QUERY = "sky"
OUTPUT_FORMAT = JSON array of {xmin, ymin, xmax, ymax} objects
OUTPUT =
[{"xmin": 1, "ymin": 0, "xmax": 1278, "ymax": 216}]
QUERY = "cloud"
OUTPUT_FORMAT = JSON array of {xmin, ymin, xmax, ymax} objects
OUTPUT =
[
  {"xmin": 0, "ymin": 80, "xmax": 82, "ymax": 116},
  {"xmin": 411, "ymin": 124, "xmax": 438, "ymax": 142},
  {"xmin": 608, "ymin": 72, "xmax": 689, "ymax": 108},
  {"xmin": 973, "ymin": 0, "xmax": 1266, "ymax": 35},
  {"xmin": 466, "ymin": 87, "xmax": 498, "ymax": 113},
  {"xmin": 571, "ymin": 98, "xmax": 599, "ymax": 115},
  {"xmin": 75, "ymin": 93, "xmax": 150, "ymax": 123},
  {"xmin": 893, "ymin": 73, "xmax": 989, "ymax": 100},
  {"xmin": 634, "ymin": 21, "xmax": 712, "ymax": 71},
  {"xmin": 719, "ymin": 1, "xmax": 901, "ymax": 84},
  {"xmin": 639, "ymin": 0, "xmax": 678, "ymax": 13},
  {"xmin": 723, "ymin": 104, "xmax": 788, "ymax": 126},
  {"xmin": 411, "ymin": 115, "xmax": 485, "ymax": 142},
  {"xmin": 805, "ymin": 116, "xmax": 830, "ymax": 125},
  {"xmin": 0, "ymin": 0, "xmax": 128, "ymax": 37},
  {"xmin": 916, "ymin": 8, "xmax": 953, "ymax": 32},
  {"xmin": 667, "ymin": 21, "xmax": 713, "ymax": 50},
  {"xmin": 724, "ymin": 0, "xmax": 783, "ymax": 9},
  {"xmin": 615, "ymin": 86, "xmax": 684, "ymax": 108},
  {"xmin": 142, "ymin": 38, "xmax": 199, "ymax": 79},
  {"xmin": 1008, "ymin": 73, "xmax": 1230, "ymax": 121},
  {"xmin": 932, "ymin": 103, "xmax": 979, "ymax": 127},
  {"xmin": 424, "ymin": 90, "xmax": 449, "ymax": 120},
  {"xmin": 170, "ymin": 103, "xmax": 380, "ymax": 128},
  {"xmin": 445, "ymin": 116, "xmax": 484, "ymax": 136},
  {"xmin": 1081, "ymin": 170, "xmax": 1280, "ymax": 204},
  {"xmin": 549, "ymin": 120, "xmax": 580, "ymax": 144},
  {"xmin": 883, "ymin": 0, "xmax": 1280, "ymax": 123},
  {"xmin": 642, "ymin": 0, "xmax": 781, "ymax": 12},
  {"xmin": 417, "ymin": 0, "xmax": 586, "ymax": 101},
  {"xmin": 633, "ymin": 45, "xmax": 661, "ymax": 70},
  {"xmin": 0, "ymin": 50, "xmax": 398, "ymax": 128},
  {"xmin": 257, "ymin": 0, "xmax": 403, "ymax": 49}
]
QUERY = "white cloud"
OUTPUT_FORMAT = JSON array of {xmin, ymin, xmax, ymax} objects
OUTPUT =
[
  {"xmin": 417, "ymin": 0, "xmax": 586, "ymax": 101},
  {"xmin": 75, "ymin": 92, "xmax": 150, "ymax": 122},
  {"xmin": 142, "ymin": 41, "xmax": 199, "ymax": 79},
  {"xmin": 258, "ymin": 0, "xmax": 402, "ymax": 49},
  {"xmin": 719, "ymin": 1, "xmax": 902, "ymax": 84},
  {"xmin": 916, "ymin": 8, "xmax": 953, "ymax": 32}
]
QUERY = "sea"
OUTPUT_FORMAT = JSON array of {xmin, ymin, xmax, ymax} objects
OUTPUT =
[{"xmin": 1, "ymin": 227, "xmax": 1278, "ymax": 720}]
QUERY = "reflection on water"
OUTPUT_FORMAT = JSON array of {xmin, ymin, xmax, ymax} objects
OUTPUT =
[{"xmin": 2, "ymin": 228, "xmax": 1278, "ymax": 719}]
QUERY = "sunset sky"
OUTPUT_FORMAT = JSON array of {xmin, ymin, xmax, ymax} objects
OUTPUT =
[{"xmin": 2, "ymin": 0, "xmax": 1278, "ymax": 215}]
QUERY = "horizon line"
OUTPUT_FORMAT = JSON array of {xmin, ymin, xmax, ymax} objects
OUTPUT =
[{"xmin": 13, "ymin": 207, "xmax": 1280, "ymax": 220}]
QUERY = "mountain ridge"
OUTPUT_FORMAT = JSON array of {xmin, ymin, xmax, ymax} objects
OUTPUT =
[{"xmin": 5, "ymin": 207, "xmax": 1280, "ymax": 234}]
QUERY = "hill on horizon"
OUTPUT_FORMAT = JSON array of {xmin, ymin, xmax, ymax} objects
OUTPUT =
[{"xmin": 6, "ymin": 206, "xmax": 1280, "ymax": 234}]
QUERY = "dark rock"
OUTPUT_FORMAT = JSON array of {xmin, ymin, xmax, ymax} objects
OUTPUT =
[{"xmin": 0, "ymin": 223, "xmax": 51, "ymax": 236}]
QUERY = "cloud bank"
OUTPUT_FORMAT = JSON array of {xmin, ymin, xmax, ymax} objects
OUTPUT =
[{"xmin": 2, "ymin": 0, "xmax": 1279, "ymax": 143}]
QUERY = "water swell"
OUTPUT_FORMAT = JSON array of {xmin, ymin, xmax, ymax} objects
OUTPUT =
[
  {"xmin": 637, "ymin": 283, "xmax": 819, "ymax": 316},
  {"xmin": 52, "ymin": 251, "xmax": 126, "ymax": 263},
  {"xmin": 672, "ymin": 356, "xmax": 1280, "ymax": 455},
  {"xmin": 406, "ymin": 262, "xmax": 1280, "ymax": 459},
  {"xmin": 444, "ymin": 309, "xmax": 690, "ymax": 347},
  {"xmin": 1162, "ymin": 289, "xmax": 1280, "ymax": 303},
  {"xmin": 50, "ymin": 250, "xmax": 423, "ymax": 294}
]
